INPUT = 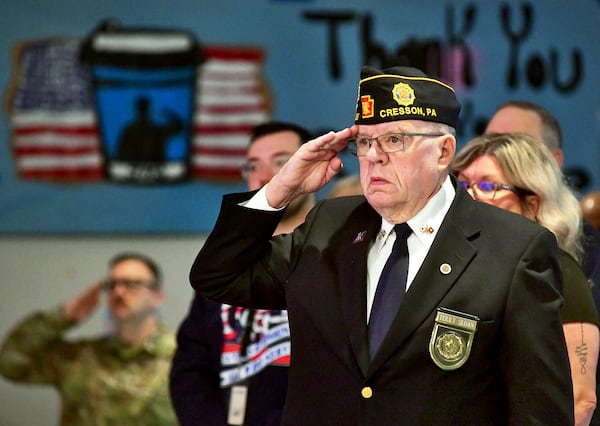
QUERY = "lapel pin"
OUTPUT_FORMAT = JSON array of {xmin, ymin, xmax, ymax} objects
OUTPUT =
[
  {"xmin": 353, "ymin": 230, "xmax": 367, "ymax": 244},
  {"xmin": 439, "ymin": 263, "xmax": 452, "ymax": 275},
  {"xmin": 419, "ymin": 224, "xmax": 434, "ymax": 234}
]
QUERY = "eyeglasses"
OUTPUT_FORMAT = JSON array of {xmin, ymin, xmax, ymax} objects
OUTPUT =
[
  {"xmin": 102, "ymin": 278, "xmax": 157, "ymax": 291},
  {"xmin": 241, "ymin": 155, "xmax": 291, "ymax": 180},
  {"xmin": 347, "ymin": 132, "xmax": 445, "ymax": 157},
  {"xmin": 459, "ymin": 180, "xmax": 525, "ymax": 200}
]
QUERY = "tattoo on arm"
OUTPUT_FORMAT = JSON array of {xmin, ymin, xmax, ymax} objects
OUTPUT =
[{"xmin": 574, "ymin": 323, "xmax": 588, "ymax": 375}]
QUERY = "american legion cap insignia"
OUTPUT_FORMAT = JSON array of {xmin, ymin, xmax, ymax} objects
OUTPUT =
[{"xmin": 429, "ymin": 307, "xmax": 479, "ymax": 371}]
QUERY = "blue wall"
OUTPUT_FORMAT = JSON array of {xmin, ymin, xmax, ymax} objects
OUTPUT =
[{"xmin": 1, "ymin": 0, "xmax": 599, "ymax": 234}]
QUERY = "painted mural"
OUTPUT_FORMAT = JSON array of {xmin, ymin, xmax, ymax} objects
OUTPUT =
[{"xmin": 1, "ymin": 0, "xmax": 598, "ymax": 233}]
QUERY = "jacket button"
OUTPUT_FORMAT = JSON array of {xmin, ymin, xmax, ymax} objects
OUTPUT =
[{"xmin": 361, "ymin": 386, "xmax": 373, "ymax": 399}]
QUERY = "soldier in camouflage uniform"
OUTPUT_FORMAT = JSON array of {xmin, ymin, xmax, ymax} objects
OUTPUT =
[{"xmin": 0, "ymin": 252, "xmax": 177, "ymax": 425}]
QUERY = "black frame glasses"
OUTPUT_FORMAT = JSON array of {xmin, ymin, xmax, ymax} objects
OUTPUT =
[
  {"xmin": 459, "ymin": 180, "xmax": 529, "ymax": 200},
  {"xmin": 240, "ymin": 154, "xmax": 292, "ymax": 180},
  {"xmin": 102, "ymin": 278, "xmax": 157, "ymax": 291},
  {"xmin": 347, "ymin": 132, "xmax": 445, "ymax": 157}
]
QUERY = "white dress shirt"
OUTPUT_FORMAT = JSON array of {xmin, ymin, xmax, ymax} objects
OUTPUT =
[{"xmin": 365, "ymin": 177, "xmax": 455, "ymax": 320}]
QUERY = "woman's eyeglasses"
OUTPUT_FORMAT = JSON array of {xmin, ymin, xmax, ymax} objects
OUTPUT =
[{"xmin": 459, "ymin": 180, "xmax": 528, "ymax": 200}]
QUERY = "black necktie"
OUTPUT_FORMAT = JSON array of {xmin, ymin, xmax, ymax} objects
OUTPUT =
[{"xmin": 368, "ymin": 223, "xmax": 412, "ymax": 359}]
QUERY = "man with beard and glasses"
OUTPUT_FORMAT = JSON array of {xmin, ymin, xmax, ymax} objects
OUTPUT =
[{"xmin": 0, "ymin": 252, "xmax": 176, "ymax": 425}]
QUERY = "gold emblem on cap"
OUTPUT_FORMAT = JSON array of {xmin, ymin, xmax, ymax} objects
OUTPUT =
[
  {"xmin": 392, "ymin": 82, "xmax": 415, "ymax": 106},
  {"xmin": 429, "ymin": 308, "xmax": 479, "ymax": 371}
]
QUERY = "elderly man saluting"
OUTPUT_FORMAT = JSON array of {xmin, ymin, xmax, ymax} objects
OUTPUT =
[{"xmin": 189, "ymin": 66, "xmax": 574, "ymax": 425}]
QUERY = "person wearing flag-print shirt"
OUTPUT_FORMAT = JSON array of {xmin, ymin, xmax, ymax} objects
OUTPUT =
[{"xmin": 169, "ymin": 122, "xmax": 314, "ymax": 426}]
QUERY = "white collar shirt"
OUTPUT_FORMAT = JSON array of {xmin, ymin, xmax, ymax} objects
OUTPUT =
[{"xmin": 366, "ymin": 176, "xmax": 456, "ymax": 320}]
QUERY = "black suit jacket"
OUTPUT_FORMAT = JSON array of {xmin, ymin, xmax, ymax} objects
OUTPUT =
[{"xmin": 190, "ymin": 182, "xmax": 574, "ymax": 425}]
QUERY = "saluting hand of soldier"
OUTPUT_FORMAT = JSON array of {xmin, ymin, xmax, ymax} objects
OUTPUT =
[{"xmin": 62, "ymin": 282, "xmax": 103, "ymax": 323}]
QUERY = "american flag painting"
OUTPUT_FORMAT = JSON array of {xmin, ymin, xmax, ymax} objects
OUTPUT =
[
  {"xmin": 192, "ymin": 46, "xmax": 271, "ymax": 179},
  {"xmin": 6, "ymin": 36, "xmax": 270, "ymax": 182},
  {"xmin": 9, "ymin": 38, "xmax": 103, "ymax": 181}
]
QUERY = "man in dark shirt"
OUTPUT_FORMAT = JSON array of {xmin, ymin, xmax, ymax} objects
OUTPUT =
[{"xmin": 169, "ymin": 121, "xmax": 313, "ymax": 426}]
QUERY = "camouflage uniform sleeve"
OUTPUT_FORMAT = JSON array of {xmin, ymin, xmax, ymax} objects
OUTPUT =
[{"xmin": 0, "ymin": 307, "xmax": 75, "ymax": 384}]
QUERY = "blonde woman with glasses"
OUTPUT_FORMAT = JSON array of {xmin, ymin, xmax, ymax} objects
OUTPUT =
[{"xmin": 452, "ymin": 132, "xmax": 599, "ymax": 426}]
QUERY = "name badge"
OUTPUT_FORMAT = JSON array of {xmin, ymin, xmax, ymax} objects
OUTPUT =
[
  {"xmin": 227, "ymin": 384, "xmax": 248, "ymax": 425},
  {"xmin": 429, "ymin": 307, "xmax": 479, "ymax": 371}
]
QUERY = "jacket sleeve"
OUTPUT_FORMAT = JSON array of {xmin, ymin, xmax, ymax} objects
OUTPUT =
[
  {"xmin": 169, "ymin": 294, "xmax": 228, "ymax": 426},
  {"xmin": 502, "ymin": 229, "xmax": 575, "ymax": 425},
  {"xmin": 0, "ymin": 307, "xmax": 74, "ymax": 385},
  {"xmin": 189, "ymin": 191, "xmax": 291, "ymax": 310}
]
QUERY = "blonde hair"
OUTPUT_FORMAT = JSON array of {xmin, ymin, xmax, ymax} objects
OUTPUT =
[{"xmin": 452, "ymin": 133, "xmax": 582, "ymax": 261}]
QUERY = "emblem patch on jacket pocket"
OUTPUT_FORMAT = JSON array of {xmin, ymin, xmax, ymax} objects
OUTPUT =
[{"xmin": 429, "ymin": 307, "xmax": 479, "ymax": 371}]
